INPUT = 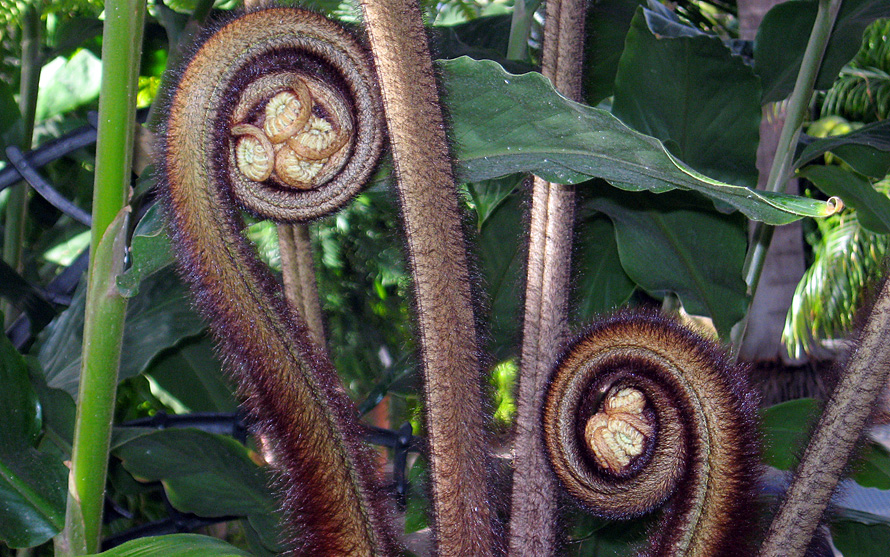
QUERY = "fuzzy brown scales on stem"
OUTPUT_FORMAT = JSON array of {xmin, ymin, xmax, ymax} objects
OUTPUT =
[
  {"xmin": 509, "ymin": 1, "xmax": 586, "ymax": 553},
  {"xmin": 158, "ymin": 7, "xmax": 398, "ymax": 555},
  {"xmin": 359, "ymin": 0, "xmax": 495, "ymax": 554},
  {"xmin": 543, "ymin": 311, "xmax": 761, "ymax": 556}
]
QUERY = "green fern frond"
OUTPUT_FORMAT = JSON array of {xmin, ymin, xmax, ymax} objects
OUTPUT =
[
  {"xmin": 783, "ymin": 181, "xmax": 890, "ymax": 358},
  {"xmin": 853, "ymin": 18, "xmax": 890, "ymax": 70},
  {"xmin": 0, "ymin": 0, "xmax": 102, "ymax": 29},
  {"xmin": 0, "ymin": 0, "xmax": 23, "ymax": 28},
  {"xmin": 820, "ymin": 18, "xmax": 890, "ymax": 122},
  {"xmin": 822, "ymin": 67, "xmax": 890, "ymax": 122}
]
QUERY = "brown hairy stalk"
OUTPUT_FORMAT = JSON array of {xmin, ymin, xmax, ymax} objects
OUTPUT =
[
  {"xmin": 542, "ymin": 311, "xmax": 761, "ymax": 556},
  {"xmin": 509, "ymin": 1, "xmax": 586, "ymax": 554},
  {"xmin": 358, "ymin": 0, "xmax": 495, "ymax": 554},
  {"xmin": 278, "ymin": 223, "xmax": 325, "ymax": 347},
  {"xmin": 158, "ymin": 7, "xmax": 398, "ymax": 554},
  {"xmin": 759, "ymin": 275, "xmax": 890, "ymax": 556}
]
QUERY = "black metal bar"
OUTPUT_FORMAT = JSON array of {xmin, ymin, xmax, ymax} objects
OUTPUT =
[
  {"xmin": 392, "ymin": 421, "xmax": 414, "ymax": 509},
  {"xmin": 118, "ymin": 411, "xmax": 247, "ymax": 439},
  {"xmin": 0, "ymin": 107, "xmax": 149, "ymax": 193},
  {"xmin": 6, "ymin": 248, "xmax": 88, "ymax": 349},
  {"xmin": 0, "ymin": 123, "xmax": 97, "ymax": 192},
  {"xmin": 6, "ymin": 145, "xmax": 93, "ymax": 226}
]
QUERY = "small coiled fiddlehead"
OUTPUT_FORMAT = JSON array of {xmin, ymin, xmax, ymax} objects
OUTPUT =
[
  {"xmin": 543, "ymin": 311, "xmax": 761, "ymax": 556},
  {"xmin": 159, "ymin": 7, "xmax": 397, "ymax": 555}
]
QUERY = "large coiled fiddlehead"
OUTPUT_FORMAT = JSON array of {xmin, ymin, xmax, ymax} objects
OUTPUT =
[{"xmin": 158, "ymin": 7, "xmax": 398, "ymax": 555}]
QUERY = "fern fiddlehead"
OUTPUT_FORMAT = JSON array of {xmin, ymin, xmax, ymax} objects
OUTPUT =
[
  {"xmin": 158, "ymin": 7, "xmax": 398, "ymax": 554},
  {"xmin": 543, "ymin": 311, "xmax": 762, "ymax": 556}
]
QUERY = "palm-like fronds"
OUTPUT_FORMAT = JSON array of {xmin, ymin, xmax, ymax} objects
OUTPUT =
[
  {"xmin": 820, "ymin": 19, "xmax": 890, "ymax": 122},
  {"xmin": 783, "ymin": 181, "xmax": 890, "ymax": 359}
]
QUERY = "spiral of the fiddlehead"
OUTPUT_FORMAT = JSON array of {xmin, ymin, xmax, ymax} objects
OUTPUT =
[
  {"xmin": 159, "ymin": 7, "xmax": 395, "ymax": 555},
  {"xmin": 542, "ymin": 311, "xmax": 761, "ymax": 556},
  {"xmin": 171, "ymin": 6, "xmax": 382, "ymax": 223}
]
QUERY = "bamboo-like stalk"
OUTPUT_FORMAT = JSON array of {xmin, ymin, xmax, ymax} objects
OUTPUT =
[
  {"xmin": 59, "ymin": 1, "xmax": 146, "ymax": 553},
  {"xmin": 509, "ymin": 1, "xmax": 586, "ymax": 553},
  {"xmin": 734, "ymin": 0, "xmax": 843, "ymax": 353},
  {"xmin": 59, "ymin": 212, "xmax": 129, "ymax": 555},
  {"xmin": 2, "ymin": 5, "xmax": 41, "ymax": 328}
]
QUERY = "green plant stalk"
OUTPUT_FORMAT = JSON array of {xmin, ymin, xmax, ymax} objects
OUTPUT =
[
  {"xmin": 507, "ymin": 0, "xmax": 543, "ymax": 61},
  {"xmin": 2, "ymin": 5, "xmax": 41, "ymax": 328},
  {"xmin": 59, "ymin": 211, "xmax": 129, "ymax": 555},
  {"xmin": 60, "ymin": 0, "xmax": 145, "ymax": 553},
  {"xmin": 88, "ymin": 0, "xmax": 145, "ymax": 255},
  {"xmin": 733, "ymin": 0, "xmax": 843, "ymax": 352}
]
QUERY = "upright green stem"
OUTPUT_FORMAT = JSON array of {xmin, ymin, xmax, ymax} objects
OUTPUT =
[
  {"xmin": 60, "ymin": 1, "xmax": 145, "ymax": 554},
  {"xmin": 2, "ymin": 5, "xmax": 41, "ymax": 327},
  {"xmin": 733, "ymin": 0, "xmax": 843, "ymax": 353},
  {"xmin": 88, "ymin": 1, "xmax": 145, "ymax": 253},
  {"xmin": 507, "ymin": 0, "xmax": 543, "ymax": 61}
]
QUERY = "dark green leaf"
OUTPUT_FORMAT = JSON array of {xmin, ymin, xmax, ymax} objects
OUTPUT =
[
  {"xmin": 582, "ymin": 0, "xmax": 646, "ymax": 106},
  {"xmin": 466, "ymin": 175, "xmax": 522, "ymax": 228},
  {"xmin": 357, "ymin": 358, "xmax": 417, "ymax": 415},
  {"xmin": 0, "ymin": 446, "xmax": 66, "ymax": 548},
  {"xmin": 145, "ymin": 335, "xmax": 238, "ymax": 413},
  {"xmin": 440, "ymin": 57, "xmax": 837, "ymax": 224},
  {"xmin": 476, "ymin": 192, "xmax": 524, "ymax": 359},
  {"xmin": 572, "ymin": 214, "xmax": 636, "ymax": 321},
  {"xmin": 0, "ymin": 259, "xmax": 57, "ymax": 331},
  {"xmin": 755, "ymin": 0, "xmax": 890, "ymax": 103},
  {"xmin": 0, "ymin": 333, "xmax": 41, "ymax": 448},
  {"xmin": 760, "ymin": 398, "xmax": 822, "ymax": 470},
  {"xmin": 432, "ymin": 14, "xmax": 532, "ymax": 73},
  {"xmin": 852, "ymin": 442, "xmax": 890, "ymax": 490},
  {"xmin": 566, "ymin": 509, "xmax": 649, "ymax": 556},
  {"xmin": 0, "ymin": 82, "xmax": 21, "ymax": 146},
  {"xmin": 27, "ymin": 360, "xmax": 76, "ymax": 452},
  {"xmin": 585, "ymin": 186, "xmax": 748, "ymax": 338},
  {"xmin": 0, "ymin": 337, "xmax": 67, "ymax": 547},
  {"xmin": 796, "ymin": 119, "xmax": 890, "ymax": 179},
  {"xmin": 642, "ymin": 1, "xmax": 706, "ymax": 39},
  {"xmin": 244, "ymin": 512, "xmax": 288, "ymax": 555},
  {"xmin": 612, "ymin": 10, "xmax": 760, "ymax": 188},
  {"xmin": 799, "ymin": 165, "xmax": 890, "ymax": 234},
  {"xmin": 89, "ymin": 533, "xmax": 252, "ymax": 556},
  {"xmin": 47, "ymin": 17, "xmax": 103, "ymax": 60},
  {"xmin": 404, "ymin": 457, "xmax": 430, "ymax": 534},
  {"xmin": 113, "ymin": 428, "xmax": 277, "ymax": 518},
  {"xmin": 831, "ymin": 520, "xmax": 890, "ymax": 557},
  {"xmin": 118, "ymin": 203, "xmax": 175, "ymax": 297},
  {"xmin": 37, "ymin": 268, "xmax": 205, "ymax": 397}
]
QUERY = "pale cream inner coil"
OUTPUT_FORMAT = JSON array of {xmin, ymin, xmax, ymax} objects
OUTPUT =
[{"xmin": 584, "ymin": 387, "xmax": 655, "ymax": 474}]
